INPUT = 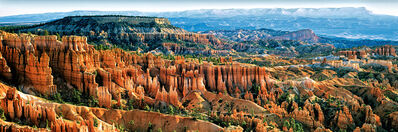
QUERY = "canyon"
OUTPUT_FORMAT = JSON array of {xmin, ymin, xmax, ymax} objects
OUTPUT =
[
  {"xmin": 0, "ymin": 28, "xmax": 397, "ymax": 131},
  {"xmin": 0, "ymin": 14, "xmax": 396, "ymax": 132}
]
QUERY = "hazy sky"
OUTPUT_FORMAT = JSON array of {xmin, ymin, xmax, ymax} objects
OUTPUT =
[{"xmin": 0, "ymin": 0, "xmax": 397, "ymax": 16}]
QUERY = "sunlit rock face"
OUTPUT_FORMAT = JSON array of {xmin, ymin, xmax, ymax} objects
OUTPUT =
[
  {"xmin": 0, "ymin": 30, "xmax": 274, "ymax": 110},
  {"xmin": 0, "ymin": 52, "xmax": 11, "ymax": 80},
  {"xmin": 0, "ymin": 32, "xmax": 56, "ymax": 95}
]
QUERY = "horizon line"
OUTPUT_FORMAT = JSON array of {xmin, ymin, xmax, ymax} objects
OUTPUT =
[{"xmin": 2, "ymin": 6, "xmax": 397, "ymax": 17}]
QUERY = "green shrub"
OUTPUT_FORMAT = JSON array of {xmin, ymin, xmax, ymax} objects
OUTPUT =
[
  {"xmin": 115, "ymin": 123, "xmax": 126, "ymax": 131},
  {"xmin": 93, "ymin": 118, "xmax": 98, "ymax": 127},
  {"xmin": 50, "ymin": 93, "xmax": 64, "ymax": 103},
  {"xmin": 44, "ymin": 30, "xmax": 49, "ymax": 36},
  {"xmin": 148, "ymin": 122, "xmax": 153, "ymax": 132},
  {"xmin": 283, "ymin": 118, "xmax": 304, "ymax": 132},
  {"xmin": 127, "ymin": 99, "xmax": 135, "ymax": 110},
  {"xmin": 0, "ymin": 108, "xmax": 6, "ymax": 120},
  {"xmin": 145, "ymin": 105, "xmax": 151, "ymax": 111},
  {"xmin": 168, "ymin": 105, "xmax": 175, "ymax": 115},
  {"xmin": 87, "ymin": 95, "xmax": 99, "ymax": 107},
  {"xmin": 129, "ymin": 120, "xmax": 135, "ymax": 126}
]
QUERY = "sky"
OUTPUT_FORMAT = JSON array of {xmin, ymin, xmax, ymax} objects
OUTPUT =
[{"xmin": 0, "ymin": 0, "xmax": 397, "ymax": 17}]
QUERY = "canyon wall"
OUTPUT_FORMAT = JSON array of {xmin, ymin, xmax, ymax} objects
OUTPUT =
[{"xmin": 0, "ymin": 31, "xmax": 272, "ymax": 109}]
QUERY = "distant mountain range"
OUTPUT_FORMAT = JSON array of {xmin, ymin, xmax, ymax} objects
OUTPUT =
[{"xmin": 0, "ymin": 7, "xmax": 398, "ymax": 41}]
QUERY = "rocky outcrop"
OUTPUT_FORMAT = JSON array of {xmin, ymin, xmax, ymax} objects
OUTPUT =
[
  {"xmin": 0, "ymin": 81, "xmax": 224, "ymax": 131},
  {"xmin": 336, "ymin": 45, "xmax": 396, "ymax": 59},
  {"xmin": 331, "ymin": 106, "xmax": 354, "ymax": 130},
  {"xmin": 0, "ymin": 32, "xmax": 56, "ymax": 95},
  {"xmin": 373, "ymin": 45, "xmax": 396, "ymax": 56},
  {"xmin": 0, "ymin": 31, "xmax": 99, "ymax": 97},
  {"xmin": 51, "ymin": 119, "xmax": 82, "ymax": 132},
  {"xmin": 0, "ymin": 52, "xmax": 11, "ymax": 80},
  {"xmin": 0, "ymin": 84, "xmax": 116, "ymax": 132},
  {"xmin": 336, "ymin": 50, "xmax": 361, "ymax": 59},
  {"xmin": 1, "ymin": 88, "xmax": 57, "ymax": 126},
  {"xmin": 290, "ymin": 101, "xmax": 324, "ymax": 129}
]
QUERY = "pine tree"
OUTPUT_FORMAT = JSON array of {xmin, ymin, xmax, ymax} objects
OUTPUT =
[
  {"xmin": 56, "ymin": 33, "xmax": 61, "ymax": 41},
  {"xmin": 44, "ymin": 30, "xmax": 49, "ymax": 36}
]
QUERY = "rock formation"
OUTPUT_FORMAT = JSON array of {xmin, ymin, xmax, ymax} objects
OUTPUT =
[
  {"xmin": 0, "ymin": 30, "xmax": 397, "ymax": 131},
  {"xmin": 336, "ymin": 45, "xmax": 396, "ymax": 59},
  {"xmin": 373, "ymin": 45, "xmax": 396, "ymax": 56}
]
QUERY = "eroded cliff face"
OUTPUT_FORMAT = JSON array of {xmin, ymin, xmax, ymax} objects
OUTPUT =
[
  {"xmin": 0, "ymin": 81, "xmax": 226, "ymax": 132},
  {"xmin": 0, "ymin": 33, "xmax": 56, "ymax": 95},
  {"xmin": 0, "ymin": 52, "xmax": 11, "ymax": 80},
  {"xmin": 0, "ymin": 87, "xmax": 103, "ymax": 132},
  {"xmin": 373, "ymin": 45, "xmax": 397, "ymax": 56},
  {"xmin": 0, "ymin": 30, "xmax": 397, "ymax": 131},
  {"xmin": 336, "ymin": 45, "xmax": 397, "ymax": 59},
  {"xmin": 0, "ymin": 31, "xmax": 276, "ymax": 131},
  {"xmin": 1, "ymin": 30, "xmax": 275, "ymax": 106}
]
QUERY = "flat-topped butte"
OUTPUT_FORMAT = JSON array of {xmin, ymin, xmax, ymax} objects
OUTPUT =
[{"xmin": 60, "ymin": 15, "xmax": 171, "ymax": 25}]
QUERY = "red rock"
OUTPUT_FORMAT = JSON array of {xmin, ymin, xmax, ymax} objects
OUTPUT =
[
  {"xmin": 332, "ymin": 106, "xmax": 354, "ymax": 130},
  {"xmin": 98, "ymin": 86, "xmax": 112, "ymax": 108},
  {"xmin": 373, "ymin": 45, "xmax": 396, "ymax": 56},
  {"xmin": 0, "ymin": 52, "xmax": 11, "ymax": 80}
]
